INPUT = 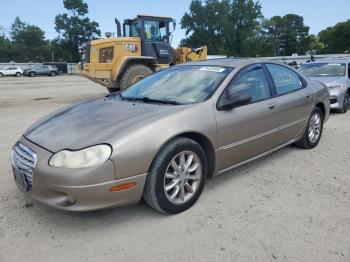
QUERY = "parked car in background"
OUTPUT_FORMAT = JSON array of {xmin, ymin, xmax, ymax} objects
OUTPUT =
[
  {"xmin": 0, "ymin": 66, "xmax": 23, "ymax": 77},
  {"xmin": 23, "ymin": 65, "xmax": 59, "ymax": 77},
  {"xmin": 300, "ymin": 59, "xmax": 350, "ymax": 113},
  {"xmin": 12, "ymin": 59, "xmax": 330, "ymax": 214}
]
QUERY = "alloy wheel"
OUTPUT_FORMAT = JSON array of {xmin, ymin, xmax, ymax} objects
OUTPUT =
[
  {"xmin": 308, "ymin": 113, "xmax": 321, "ymax": 144},
  {"xmin": 163, "ymin": 150, "xmax": 202, "ymax": 205}
]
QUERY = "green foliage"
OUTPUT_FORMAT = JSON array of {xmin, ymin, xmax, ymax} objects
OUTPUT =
[
  {"xmin": 0, "ymin": 34, "xmax": 14, "ymax": 62},
  {"xmin": 181, "ymin": 0, "xmax": 262, "ymax": 56},
  {"xmin": 7, "ymin": 17, "xmax": 51, "ymax": 62},
  {"xmin": 319, "ymin": 20, "xmax": 350, "ymax": 54},
  {"xmin": 259, "ymin": 14, "xmax": 310, "ymax": 56},
  {"xmin": 55, "ymin": 0, "xmax": 100, "ymax": 62}
]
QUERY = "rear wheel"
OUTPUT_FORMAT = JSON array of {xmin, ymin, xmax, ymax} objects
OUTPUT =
[
  {"xmin": 16, "ymin": 72, "xmax": 21, "ymax": 77},
  {"xmin": 50, "ymin": 71, "xmax": 56, "ymax": 76},
  {"xmin": 339, "ymin": 92, "xmax": 349, "ymax": 114},
  {"xmin": 295, "ymin": 107, "xmax": 323, "ymax": 149},
  {"xmin": 29, "ymin": 72, "xmax": 35, "ymax": 77},
  {"xmin": 119, "ymin": 64, "xmax": 153, "ymax": 91},
  {"xmin": 0, "ymin": 73, "xmax": 3, "ymax": 77},
  {"xmin": 143, "ymin": 138, "xmax": 207, "ymax": 214}
]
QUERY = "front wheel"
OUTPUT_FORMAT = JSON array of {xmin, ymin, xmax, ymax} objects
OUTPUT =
[
  {"xmin": 0, "ymin": 73, "xmax": 3, "ymax": 77},
  {"xmin": 143, "ymin": 138, "xmax": 208, "ymax": 214},
  {"xmin": 339, "ymin": 92, "xmax": 349, "ymax": 114},
  {"xmin": 29, "ymin": 72, "xmax": 35, "ymax": 77},
  {"xmin": 50, "ymin": 71, "xmax": 56, "ymax": 76},
  {"xmin": 119, "ymin": 64, "xmax": 153, "ymax": 91},
  {"xmin": 16, "ymin": 72, "xmax": 21, "ymax": 77},
  {"xmin": 295, "ymin": 107, "xmax": 323, "ymax": 149}
]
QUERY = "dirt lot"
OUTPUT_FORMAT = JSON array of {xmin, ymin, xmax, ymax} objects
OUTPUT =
[{"xmin": 0, "ymin": 75, "xmax": 349, "ymax": 262}]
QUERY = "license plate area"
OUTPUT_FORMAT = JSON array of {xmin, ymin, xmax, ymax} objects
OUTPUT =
[{"xmin": 13, "ymin": 166, "xmax": 30, "ymax": 192}]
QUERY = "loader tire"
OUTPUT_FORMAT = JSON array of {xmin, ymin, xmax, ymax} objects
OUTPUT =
[{"xmin": 119, "ymin": 64, "xmax": 153, "ymax": 90}]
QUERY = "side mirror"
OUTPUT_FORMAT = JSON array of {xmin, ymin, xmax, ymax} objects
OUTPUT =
[{"xmin": 217, "ymin": 91, "xmax": 252, "ymax": 111}]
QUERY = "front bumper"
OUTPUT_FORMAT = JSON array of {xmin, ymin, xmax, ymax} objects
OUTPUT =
[
  {"xmin": 329, "ymin": 90, "xmax": 346, "ymax": 109},
  {"xmin": 12, "ymin": 137, "xmax": 147, "ymax": 211}
]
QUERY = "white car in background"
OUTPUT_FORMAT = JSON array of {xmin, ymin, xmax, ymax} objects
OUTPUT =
[{"xmin": 0, "ymin": 66, "xmax": 23, "ymax": 77}]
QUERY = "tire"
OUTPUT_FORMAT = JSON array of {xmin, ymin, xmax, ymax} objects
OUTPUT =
[
  {"xmin": 29, "ymin": 72, "xmax": 35, "ymax": 77},
  {"xmin": 119, "ymin": 64, "xmax": 153, "ymax": 91},
  {"xmin": 107, "ymin": 87, "xmax": 118, "ymax": 93},
  {"xmin": 16, "ymin": 72, "xmax": 21, "ymax": 77},
  {"xmin": 50, "ymin": 71, "xmax": 56, "ymax": 76},
  {"xmin": 0, "ymin": 73, "xmax": 3, "ymax": 77},
  {"xmin": 339, "ymin": 92, "xmax": 349, "ymax": 114},
  {"xmin": 143, "ymin": 138, "xmax": 208, "ymax": 214},
  {"xmin": 295, "ymin": 107, "xmax": 323, "ymax": 149}
]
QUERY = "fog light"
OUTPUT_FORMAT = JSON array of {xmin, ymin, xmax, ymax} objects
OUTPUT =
[{"xmin": 109, "ymin": 182, "xmax": 136, "ymax": 192}]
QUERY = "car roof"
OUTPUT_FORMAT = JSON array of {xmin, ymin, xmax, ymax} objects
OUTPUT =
[{"xmin": 178, "ymin": 58, "xmax": 287, "ymax": 68}]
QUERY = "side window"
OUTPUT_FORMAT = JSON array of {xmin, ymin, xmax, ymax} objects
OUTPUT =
[
  {"xmin": 144, "ymin": 20, "xmax": 167, "ymax": 42},
  {"xmin": 266, "ymin": 64, "xmax": 303, "ymax": 95},
  {"xmin": 227, "ymin": 65, "xmax": 271, "ymax": 103},
  {"xmin": 99, "ymin": 47, "xmax": 114, "ymax": 63},
  {"xmin": 348, "ymin": 63, "xmax": 350, "ymax": 78}
]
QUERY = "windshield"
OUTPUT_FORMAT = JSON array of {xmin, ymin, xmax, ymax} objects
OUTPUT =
[
  {"xmin": 300, "ymin": 63, "xmax": 346, "ymax": 77},
  {"xmin": 121, "ymin": 65, "xmax": 231, "ymax": 104}
]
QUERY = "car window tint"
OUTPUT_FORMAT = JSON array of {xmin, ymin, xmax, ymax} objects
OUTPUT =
[
  {"xmin": 227, "ymin": 65, "xmax": 271, "ymax": 103},
  {"xmin": 348, "ymin": 63, "xmax": 350, "ymax": 78},
  {"xmin": 267, "ymin": 64, "xmax": 303, "ymax": 95}
]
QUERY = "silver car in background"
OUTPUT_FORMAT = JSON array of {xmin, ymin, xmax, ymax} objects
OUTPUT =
[
  {"xmin": 300, "ymin": 59, "xmax": 350, "ymax": 113},
  {"xmin": 11, "ymin": 59, "xmax": 330, "ymax": 214}
]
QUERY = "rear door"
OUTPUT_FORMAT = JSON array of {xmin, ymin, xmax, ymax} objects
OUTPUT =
[
  {"xmin": 215, "ymin": 63, "xmax": 280, "ymax": 170},
  {"xmin": 264, "ymin": 63, "xmax": 314, "ymax": 144}
]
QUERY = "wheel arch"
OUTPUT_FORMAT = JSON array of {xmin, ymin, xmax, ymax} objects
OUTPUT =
[
  {"xmin": 315, "ymin": 102, "xmax": 326, "ymax": 120},
  {"xmin": 150, "ymin": 132, "xmax": 216, "ymax": 179}
]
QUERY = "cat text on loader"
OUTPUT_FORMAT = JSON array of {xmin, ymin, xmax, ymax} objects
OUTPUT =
[{"xmin": 81, "ymin": 15, "xmax": 207, "ymax": 92}]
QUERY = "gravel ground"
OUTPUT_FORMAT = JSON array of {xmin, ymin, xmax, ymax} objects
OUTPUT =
[{"xmin": 0, "ymin": 75, "xmax": 349, "ymax": 262}]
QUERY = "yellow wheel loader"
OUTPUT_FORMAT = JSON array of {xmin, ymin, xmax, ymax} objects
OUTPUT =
[{"xmin": 80, "ymin": 15, "xmax": 207, "ymax": 92}]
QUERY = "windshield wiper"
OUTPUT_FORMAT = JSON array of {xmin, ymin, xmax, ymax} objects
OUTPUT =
[{"xmin": 120, "ymin": 94, "xmax": 183, "ymax": 105}]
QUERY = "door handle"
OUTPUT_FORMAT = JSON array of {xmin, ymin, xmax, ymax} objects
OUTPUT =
[
  {"xmin": 306, "ymin": 92, "xmax": 312, "ymax": 98},
  {"xmin": 268, "ymin": 104, "xmax": 279, "ymax": 110}
]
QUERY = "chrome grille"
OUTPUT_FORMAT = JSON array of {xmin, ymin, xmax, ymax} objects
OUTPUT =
[{"xmin": 12, "ymin": 143, "xmax": 37, "ymax": 186}]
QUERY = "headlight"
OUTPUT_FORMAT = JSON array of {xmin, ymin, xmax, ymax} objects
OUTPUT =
[
  {"xmin": 328, "ymin": 84, "xmax": 343, "ymax": 91},
  {"xmin": 49, "ymin": 144, "xmax": 112, "ymax": 168}
]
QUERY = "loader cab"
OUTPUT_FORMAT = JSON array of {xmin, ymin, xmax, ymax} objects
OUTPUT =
[{"xmin": 123, "ymin": 15, "xmax": 175, "ymax": 64}]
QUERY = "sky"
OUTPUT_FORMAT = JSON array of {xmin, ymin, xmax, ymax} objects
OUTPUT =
[{"xmin": 0, "ymin": 0, "xmax": 349, "ymax": 46}]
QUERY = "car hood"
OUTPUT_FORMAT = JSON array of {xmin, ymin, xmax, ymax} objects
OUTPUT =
[
  {"xmin": 308, "ymin": 76, "xmax": 347, "ymax": 86},
  {"xmin": 24, "ymin": 95, "xmax": 187, "ymax": 152}
]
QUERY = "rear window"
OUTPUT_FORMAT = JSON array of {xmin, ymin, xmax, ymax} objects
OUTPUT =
[{"xmin": 300, "ymin": 63, "xmax": 346, "ymax": 77}]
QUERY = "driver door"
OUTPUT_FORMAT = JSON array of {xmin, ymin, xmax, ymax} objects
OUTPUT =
[
  {"xmin": 141, "ymin": 19, "xmax": 172, "ymax": 64},
  {"xmin": 215, "ymin": 64, "xmax": 280, "ymax": 171},
  {"xmin": 4, "ymin": 67, "xmax": 12, "ymax": 75}
]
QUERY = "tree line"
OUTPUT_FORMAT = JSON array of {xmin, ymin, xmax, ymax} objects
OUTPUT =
[
  {"xmin": 0, "ymin": 0, "xmax": 349, "ymax": 62},
  {"xmin": 0, "ymin": 0, "xmax": 100, "ymax": 63},
  {"xmin": 181, "ymin": 0, "xmax": 350, "ymax": 56}
]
